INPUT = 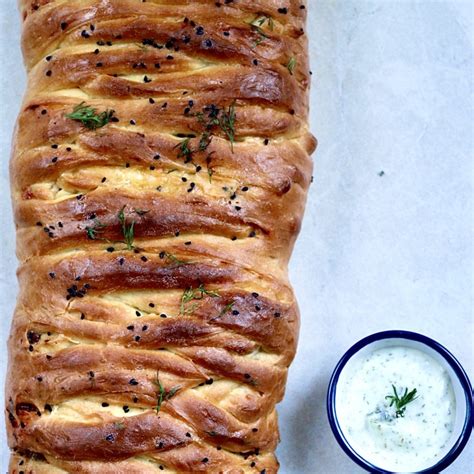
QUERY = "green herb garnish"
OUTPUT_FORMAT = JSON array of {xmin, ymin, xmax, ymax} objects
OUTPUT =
[
  {"xmin": 164, "ymin": 252, "xmax": 189, "ymax": 267},
  {"xmin": 248, "ymin": 14, "xmax": 274, "ymax": 47},
  {"xmin": 286, "ymin": 57, "xmax": 297, "ymax": 75},
  {"xmin": 385, "ymin": 385, "xmax": 419, "ymax": 418},
  {"xmin": 219, "ymin": 301, "xmax": 235, "ymax": 317},
  {"xmin": 175, "ymin": 103, "xmax": 237, "ymax": 165},
  {"xmin": 155, "ymin": 373, "xmax": 181, "ymax": 414},
  {"xmin": 180, "ymin": 284, "xmax": 220, "ymax": 315},
  {"xmin": 133, "ymin": 208, "xmax": 150, "ymax": 216},
  {"xmin": 175, "ymin": 138, "xmax": 193, "ymax": 163},
  {"xmin": 85, "ymin": 219, "xmax": 107, "ymax": 240},
  {"xmin": 118, "ymin": 206, "xmax": 135, "ymax": 250},
  {"xmin": 218, "ymin": 102, "xmax": 236, "ymax": 151},
  {"xmin": 66, "ymin": 102, "xmax": 114, "ymax": 130}
]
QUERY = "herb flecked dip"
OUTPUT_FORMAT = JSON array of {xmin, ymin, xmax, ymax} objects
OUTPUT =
[{"xmin": 336, "ymin": 346, "xmax": 456, "ymax": 472}]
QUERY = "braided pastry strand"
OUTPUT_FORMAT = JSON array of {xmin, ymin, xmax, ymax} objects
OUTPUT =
[{"xmin": 7, "ymin": 1, "xmax": 316, "ymax": 472}]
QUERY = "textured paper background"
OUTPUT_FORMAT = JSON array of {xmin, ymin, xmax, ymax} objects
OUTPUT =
[{"xmin": 0, "ymin": 1, "xmax": 472, "ymax": 472}]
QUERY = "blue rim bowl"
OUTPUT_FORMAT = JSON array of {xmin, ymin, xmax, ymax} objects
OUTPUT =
[{"xmin": 327, "ymin": 330, "xmax": 473, "ymax": 473}]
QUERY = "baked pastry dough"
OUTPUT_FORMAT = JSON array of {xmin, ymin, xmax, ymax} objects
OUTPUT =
[{"xmin": 6, "ymin": 1, "xmax": 315, "ymax": 472}]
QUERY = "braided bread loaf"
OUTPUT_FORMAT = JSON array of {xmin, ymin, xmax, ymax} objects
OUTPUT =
[{"xmin": 6, "ymin": 1, "xmax": 316, "ymax": 472}]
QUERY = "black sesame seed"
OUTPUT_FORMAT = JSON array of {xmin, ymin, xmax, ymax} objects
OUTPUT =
[
  {"xmin": 123, "ymin": 405, "xmax": 130, "ymax": 412},
  {"xmin": 101, "ymin": 402, "xmax": 109, "ymax": 407},
  {"xmin": 60, "ymin": 22, "xmax": 68, "ymax": 30},
  {"xmin": 106, "ymin": 247, "xmax": 115, "ymax": 253},
  {"xmin": 27, "ymin": 331, "xmax": 41, "ymax": 344},
  {"xmin": 105, "ymin": 434, "xmax": 114, "ymax": 442},
  {"xmin": 129, "ymin": 378, "xmax": 139, "ymax": 385},
  {"xmin": 278, "ymin": 7, "xmax": 288, "ymax": 14}
]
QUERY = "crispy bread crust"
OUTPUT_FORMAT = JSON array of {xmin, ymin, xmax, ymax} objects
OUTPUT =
[{"xmin": 7, "ymin": 1, "xmax": 315, "ymax": 472}]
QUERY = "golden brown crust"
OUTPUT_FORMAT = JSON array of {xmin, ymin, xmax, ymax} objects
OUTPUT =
[{"xmin": 7, "ymin": 0, "xmax": 315, "ymax": 472}]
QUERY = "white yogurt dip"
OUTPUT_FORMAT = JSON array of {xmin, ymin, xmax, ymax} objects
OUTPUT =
[{"xmin": 335, "ymin": 346, "xmax": 456, "ymax": 472}]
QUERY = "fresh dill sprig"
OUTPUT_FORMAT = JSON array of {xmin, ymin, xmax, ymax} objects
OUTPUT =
[
  {"xmin": 286, "ymin": 57, "xmax": 297, "ymax": 75},
  {"xmin": 163, "ymin": 252, "xmax": 189, "ymax": 267},
  {"xmin": 174, "ymin": 103, "xmax": 237, "ymax": 165},
  {"xmin": 65, "ymin": 102, "xmax": 114, "ymax": 130},
  {"xmin": 154, "ymin": 372, "xmax": 181, "ymax": 414},
  {"xmin": 180, "ymin": 284, "xmax": 220, "ymax": 315},
  {"xmin": 209, "ymin": 300, "xmax": 235, "ymax": 322},
  {"xmin": 385, "ymin": 385, "xmax": 419, "ymax": 418},
  {"xmin": 118, "ymin": 206, "xmax": 135, "ymax": 250},
  {"xmin": 133, "ymin": 208, "xmax": 150, "ymax": 216},
  {"xmin": 85, "ymin": 219, "xmax": 107, "ymax": 240},
  {"xmin": 220, "ymin": 301, "xmax": 235, "ymax": 315},
  {"xmin": 218, "ymin": 102, "xmax": 236, "ymax": 152},
  {"xmin": 248, "ymin": 14, "xmax": 274, "ymax": 47},
  {"xmin": 175, "ymin": 138, "xmax": 193, "ymax": 163}
]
